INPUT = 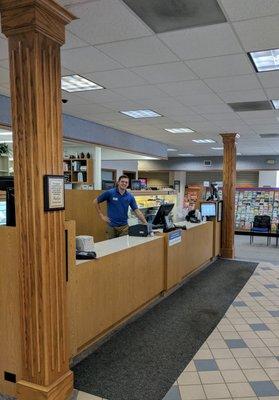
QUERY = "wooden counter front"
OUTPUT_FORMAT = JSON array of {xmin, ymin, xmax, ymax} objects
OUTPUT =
[
  {"xmin": 67, "ymin": 232, "xmax": 165, "ymax": 356},
  {"xmin": 165, "ymin": 222, "xmax": 214, "ymax": 290}
]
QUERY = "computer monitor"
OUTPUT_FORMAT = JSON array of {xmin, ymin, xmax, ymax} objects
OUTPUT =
[
  {"xmin": 131, "ymin": 179, "xmax": 142, "ymax": 190},
  {"xmin": 138, "ymin": 178, "xmax": 147, "ymax": 189},
  {"xmin": 102, "ymin": 180, "xmax": 115, "ymax": 190},
  {"xmin": 200, "ymin": 202, "xmax": 216, "ymax": 220},
  {"xmin": 152, "ymin": 203, "xmax": 174, "ymax": 231},
  {"xmin": 0, "ymin": 200, "xmax": 6, "ymax": 225},
  {"xmin": 0, "ymin": 176, "xmax": 15, "ymax": 226}
]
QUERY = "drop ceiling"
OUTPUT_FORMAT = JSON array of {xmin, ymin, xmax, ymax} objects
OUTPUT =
[{"xmin": 1, "ymin": 0, "xmax": 279, "ymax": 156}]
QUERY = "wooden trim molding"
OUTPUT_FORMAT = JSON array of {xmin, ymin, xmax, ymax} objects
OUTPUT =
[
  {"xmin": 220, "ymin": 133, "xmax": 237, "ymax": 259},
  {"xmin": 0, "ymin": 1, "xmax": 75, "ymax": 399}
]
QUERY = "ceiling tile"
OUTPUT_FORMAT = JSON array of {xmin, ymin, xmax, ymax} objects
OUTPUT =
[
  {"xmin": 205, "ymin": 74, "xmax": 261, "ymax": 92},
  {"xmin": 266, "ymin": 87, "xmax": 279, "ymax": 99},
  {"xmin": 0, "ymin": 37, "xmax": 8, "ymax": 61},
  {"xmin": 61, "ymin": 46, "xmax": 122, "ymax": 73},
  {"xmin": 218, "ymin": 89, "xmax": 267, "ymax": 102},
  {"xmin": 158, "ymin": 23, "xmax": 242, "ymax": 60},
  {"xmin": 84, "ymin": 69, "xmax": 148, "ymax": 89},
  {"xmin": 185, "ymin": 54, "xmax": 253, "ymax": 78},
  {"xmin": 258, "ymin": 71, "xmax": 279, "ymax": 88},
  {"xmin": 112, "ymin": 85, "xmax": 168, "ymax": 101},
  {"xmin": 158, "ymin": 80, "xmax": 213, "ymax": 97},
  {"xmin": 219, "ymin": 0, "xmax": 279, "ymax": 21},
  {"xmin": 73, "ymin": 89, "xmax": 127, "ymax": 104},
  {"xmin": 177, "ymin": 93, "xmax": 223, "ymax": 106},
  {"xmin": 96, "ymin": 37, "xmax": 179, "ymax": 67},
  {"xmin": 233, "ymin": 15, "xmax": 279, "ymax": 51},
  {"xmin": 0, "ymin": 66, "xmax": 9, "ymax": 85},
  {"xmin": 66, "ymin": 0, "xmax": 152, "ymax": 45},
  {"xmin": 0, "ymin": 59, "xmax": 8, "ymax": 69},
  {"xmin": 190, "ymin": 104, "xmax": 233, "ymax": 114},
  {"xmin": 131, "ymin": 62, "xmax": 197, "ymax": 84},
  {"xmin": 62, "ymin": 31, "xmax": 88, "ymax": 50}
]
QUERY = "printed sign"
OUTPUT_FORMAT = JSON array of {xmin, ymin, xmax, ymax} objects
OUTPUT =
[
  {"xmin": 168, "ymin": 229, "xmax": 182, "ymax": 246},
  {"xmin": 44, "ymin": 175, "xmax": 65, "ymax": 211}
]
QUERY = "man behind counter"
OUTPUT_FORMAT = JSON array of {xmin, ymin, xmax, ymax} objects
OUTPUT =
[{"xmin": 94, "ymin": 175, "xmax": 147, "ymax": 239}]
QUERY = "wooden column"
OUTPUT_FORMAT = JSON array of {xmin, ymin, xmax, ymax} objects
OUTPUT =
[
  {"xmin": 220, "ymin": 133, "xmax": 237, "ymax": 259},
  {"xmin": 0, "ymin": 1, "xmax": 76, "ymax": 399}
]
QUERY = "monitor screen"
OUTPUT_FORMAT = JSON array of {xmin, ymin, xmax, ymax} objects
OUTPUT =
[
  {"xmin": 0, "ymin": 200, "xmax": 6, "ymax": 225},
  {"xmin": 200, "ymin": 203, "xmax": 216, "ymax": 217},
  {"xmin": 102, "ymin": 180, "xmax": 115, "ymax": 190},
  {"xmin": 152, "ymin": 203, "xmax": 174, "ymax": 226},
  {"xmin": 138, "ymin": 178, "xmax": 147, "ymax": 189},
  {"xmin": 131, "ymin": 180, "xmax": 142, "ymax": 190}
]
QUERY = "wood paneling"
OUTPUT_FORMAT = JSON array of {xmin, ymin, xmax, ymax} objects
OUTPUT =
[
  {"xmin": 0, "ymin": 1, "xmax": 75, "ymax": 398},
  {"xmin": 165, "ymin": 222, "xmax": 214, "ymax": 290},
  {"xmin": 0, "ymin": 227, "xmax": 21, "ymax": 397},
  {"xmin": 221, "ymin": 133, "xmax": 237, "ymax": 259},
  {"xmin": 68, "ymin": 238, "xmax": 165, "ymax": 354},
  {"xmin": 65, "ymin": 190, "xmax": 107, "ymax": 242}
]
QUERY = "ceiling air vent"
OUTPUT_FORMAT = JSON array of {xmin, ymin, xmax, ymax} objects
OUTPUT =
[
  {"xmin": 122, "ymin": 0, "xmax": 226, "ymax": 33},
  {"xmin": 228, "ymin": 101, "xmax": 273, "ymax": 112},
  {"xmin": 204, "ymin": 160, "xmax": 212, "ymax": 167},
  {"xmin": 260, "ymin": 133, "xmax": 279, "ymax": 138}
]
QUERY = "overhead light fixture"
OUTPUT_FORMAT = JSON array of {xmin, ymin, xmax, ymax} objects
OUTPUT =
[
  {"xmin": 164, "ymin": 128, "xmax": 194, "ymax": 133},
  {"xmin": 167, "ymin": 148, "xmax": 178, "ymax": 151},
  {"xmin": 248, "ymin": 49, "xmax": 279, "ymax": 72},
  {"xmin": 0, "ymin": 140, "xmax": 12, "ymax": 143},
  {"xmin": 271, "ymin": 99, "xmax": 279, "ymax": 109},
  {"xmin": 192, "ymin": 139, "xmax": 215, "ymax": 143},
  {"xmin": 120, "ymin": 109, "xmax": 162, "ymax": 118},
  {"xmin": 178, "ymin": 153, "xmax": 194, "ymax": 156},
  {"xmin": 211, "ymin": 147, "xmax": 223, "ymax": 150},
  {"xmin": 61, "ymin": 75, "xmax": 104, "ymax": 92},
  {"xmin": 237, "ymin": 152, "xmax": 242, "ymax": 156}
]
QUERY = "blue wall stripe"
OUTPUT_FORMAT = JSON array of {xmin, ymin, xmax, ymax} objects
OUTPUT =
[{"xmin": 0, "ymin": 94, "xmax": 167, "ymax": 158}]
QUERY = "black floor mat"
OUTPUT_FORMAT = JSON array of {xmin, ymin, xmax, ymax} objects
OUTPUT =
[{"xmin": 73, "ymin": 259, "xmax": 257, "ymax": 400}]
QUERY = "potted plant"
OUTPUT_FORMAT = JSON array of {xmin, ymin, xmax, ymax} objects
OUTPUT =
[{"xmin": 0, "ymin": 143, "xmax": 9, "ymax": 156}]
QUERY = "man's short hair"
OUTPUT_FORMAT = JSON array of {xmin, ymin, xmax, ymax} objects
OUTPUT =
[{"xmin": 118, "ymin": 175, "xmax": 129, "ymax": 181}]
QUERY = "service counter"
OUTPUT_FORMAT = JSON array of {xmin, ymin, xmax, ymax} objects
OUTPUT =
[{"xmin": 0, "ymin": 218, "xmax": 221, "ymax": 397}]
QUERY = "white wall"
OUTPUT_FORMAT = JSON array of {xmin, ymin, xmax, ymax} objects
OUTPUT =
[
  {"xmin": 101, "ymin": 160, "xmax": 138, "ymax": 180},
  {"xmin": 258, "ymin": 171, "xmax": 278, "ymax": 187}
]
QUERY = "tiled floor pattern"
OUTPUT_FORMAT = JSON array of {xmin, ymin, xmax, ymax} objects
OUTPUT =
[
  {"xmin": 72, "ymin": 260, "xmax": 279, "ymax": 400},
  {"xmin": 162, "ymin": 261, "xmax": 279, "ymax": 400}
]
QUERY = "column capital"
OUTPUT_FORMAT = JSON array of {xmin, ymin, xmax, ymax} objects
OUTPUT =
[
  {"xmin": 0, "ymin": 0, "xmax": 76, "ymax": 44},
  {"xmin": 220, "ymin": 133, "xmax": 238, "ymax": 143}
]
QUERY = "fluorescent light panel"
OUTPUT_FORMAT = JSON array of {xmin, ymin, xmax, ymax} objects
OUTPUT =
[
  {"xmin": 249, "ymin": 49, "xmax": 279, "ymax": 72},
  {"xmin": 192, "ymin": 139, "xmax": 215, "ymax": 143},
  {"xmin": 61, "ymin": 75, "xmax": 104, "ymax": 92},
  {"xmin": 0, "ymin": 130, "xmax": 12, "ymax": 136},
  {"xmin": 167, "ymin": 148, "xmax": 178, "ymax": 151},
  {"xmin": 164, "ymin": 128, "xmax": 194, "ymax": 133},
  {"xmin": 120, "ymin": 109, "xmax": 162, "ymax": 118},
  {"xmin": 178, "ymin": 153, "xmax": 194, "ymax": 156},
  {"xmin": 211, "ymin": 147, "xmax": 223, "ymax": 150},
  {"xmin": 272, "ymin": 99, "xmax": 279, "ymax": 109},
  {"xmin": 0, "ymin": 140, "xmax": 12, "ymax": 143}
]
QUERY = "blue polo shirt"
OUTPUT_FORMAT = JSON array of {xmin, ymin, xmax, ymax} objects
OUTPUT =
[{"xmin": 97, "ymin": 188, "xmax": 138, "ymax": 227}]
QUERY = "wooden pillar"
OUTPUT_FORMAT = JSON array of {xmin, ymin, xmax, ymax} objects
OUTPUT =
[
  {"xmin": 220, "ymin": 133, "xmax": 237, "ymax": 259},
  {"xmin": 0, "ymin": 1, "xmax": 76, "ymax": 399}
]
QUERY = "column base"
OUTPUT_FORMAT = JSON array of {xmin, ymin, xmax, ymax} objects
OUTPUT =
[
  {"xmin": 221, "ymin": 247, "xmax": 235, "ymax": 259},
  {"xmin": 17, "ymin": 370, "xmax": 73, "ymax": 400}
]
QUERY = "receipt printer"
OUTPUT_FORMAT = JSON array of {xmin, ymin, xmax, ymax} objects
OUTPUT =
[
  {"xmin": 128, "ymin": 224, "xmax": 151, "ymax": 237},
  {"xmin": 76, "ymin": 235, "xmax": 95, "ymax": 252}
]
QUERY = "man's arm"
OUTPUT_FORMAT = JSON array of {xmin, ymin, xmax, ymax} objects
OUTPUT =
[
  {"xmin": 134, "ymin": 208, "xmax": 147, "ymax": 224},
  {"xmin": 93, "ymin": 197, "xmax": 111, "ymax": 224}
]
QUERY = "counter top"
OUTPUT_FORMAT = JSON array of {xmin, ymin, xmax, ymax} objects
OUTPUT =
[
  {"xmin": 76, "ymin": 234, "xmax": 162, "ymax": 264},
  {"xmin": 174, "ymin": 220, "xmax": 209, "ymax": 230}
]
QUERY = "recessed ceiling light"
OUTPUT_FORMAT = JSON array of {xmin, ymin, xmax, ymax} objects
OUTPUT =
[
  {"xmin": 192, "ymin": 139, "xmax": 215, "ymax": 143},
  {"xmin": 211, "ymin": 147, "xmax": 223, "ymax": 150},
  {"xmin": 61, "ymin": 75, "xmax": 104, "ymax": 92},
  {"xmin": 164, "ymin": 128, "xmax": 195, "ymax": 133},
  {"xmin": 120, "ymin": 109, "xmax": 162, "ymax": 118},
  {"xmin": 167, "ymin": 148, "xmax": 178, "ymax": 151},
  {"xmin": 178, "ymin": 153, "xmax": 194, "ymax": 156},
  {"xmin": 249, "ymin": 49, "xmax": 279, "ymax": 72},
  {"xmin": 271, "ymin": 99, "xmax": 279, "ymax": 109}
]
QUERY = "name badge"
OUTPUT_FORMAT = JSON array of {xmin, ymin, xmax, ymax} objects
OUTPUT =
[{"xmin": 112, "ymin": 197, "xmax": 118, "ymax": 201}]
